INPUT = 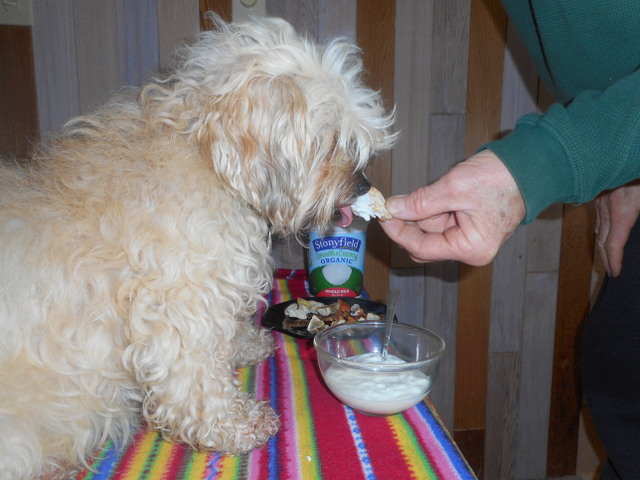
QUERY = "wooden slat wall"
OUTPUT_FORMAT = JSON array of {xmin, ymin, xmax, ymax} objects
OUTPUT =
[
  {"xmin": 32, "ymin": 0, "xmax": 197, "ymax": 139},
  {"xmin": 19, "ymin": 1, "xmax": 603, "ymax": 478},
  {"xmin": 547, "ymin": 203, "xmax": 596, "ymax": 476},
  {"xmin": 483, "ymin": 17, "xmax": 553, "ymax": 479},
  {"xmin": 390, "ymin": 0, "xmax": 471, "ymax": 431},
  {"xmin": 454, "ymin": 0, "xmax": 506, "ymax": 473},
  {"xmin": 32, "ymin": 0, "xmax": 80, "ymax": 136},
  {"xmin": 389, "ymin": 1, "xmax": 597, "ymax": 478},
  {"xmin": 354, "ymin": 0, "xmax": 395, "ymax": 305},
  {"xmin": 158, "ymin": 0, "xmax": 200, "ymax": 68},
  {"xmin": 0, "ymin": 25, "xmax": 39, "ymax": 159}
]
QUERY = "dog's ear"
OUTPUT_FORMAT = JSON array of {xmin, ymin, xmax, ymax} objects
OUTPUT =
[{"xmin": 197, "ymin": 74, "xmax": 317, "ymax": 230}]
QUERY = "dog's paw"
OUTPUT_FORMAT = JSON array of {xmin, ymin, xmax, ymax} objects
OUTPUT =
[
  {"xmin": 230, "ymin": 401, "xmax": 280, "ymax": 453},
  {"xmin": 233, "ymin": 326, "xmax": 276, "ymax": 368},
  {"xmin": 195, "ymin": 399, "xmax": 280, "ymax": 454}
]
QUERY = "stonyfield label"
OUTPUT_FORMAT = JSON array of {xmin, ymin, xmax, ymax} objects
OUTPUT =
[
  {"xmin": 308, "ymin": 221, "xmax": 367, "ymax": 297},
  {"xmin": 312, "ymin": 236, "xmax": 362, "ymax": 252}
]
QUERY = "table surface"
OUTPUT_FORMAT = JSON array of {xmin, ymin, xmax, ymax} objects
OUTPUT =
[{"xmin": 76, "ymin": 269, "xmax": 476, "ymax": 480}]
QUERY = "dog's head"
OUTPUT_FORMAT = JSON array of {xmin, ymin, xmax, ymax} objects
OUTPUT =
[{"xmin": 158, "ymin": 16, "xmax": 396, "ymax": 235}]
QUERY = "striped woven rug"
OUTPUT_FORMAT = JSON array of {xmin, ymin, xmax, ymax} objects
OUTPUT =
[{"xmin": 76, "ymin": 269, "xmax": 476, "ymax": 480}]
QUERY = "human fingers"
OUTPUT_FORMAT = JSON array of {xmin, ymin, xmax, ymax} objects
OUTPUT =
[
  {"xmin": 594, "ymin": 195, "xmax": 612, "ymax": 274},
  {"xmin": 378, "ymin": 219, "xmax": 463, "ymax": 263},
  {"xmin": 380, "ymin": 212, "xmax": 497, "ymax": 265},
  {"xmin": 603, "ymin": 190, "xmax": 640, "ymax": 277},
  {"xmin": 386, "ymin": 189, "xmax": 453, "ymax": 224}
]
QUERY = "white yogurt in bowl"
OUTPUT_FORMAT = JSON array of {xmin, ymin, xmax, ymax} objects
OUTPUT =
[
  {"xmin": 324, "ymin": 353, "xmax": 431, "ymax": 415},
  {"xmin": 314, "ymin": 321, "xmax": 445, "ymax": 416}
]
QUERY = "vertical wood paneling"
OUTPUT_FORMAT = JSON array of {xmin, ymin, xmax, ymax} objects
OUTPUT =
[
  {"xmin": 391, "ymin": 1, "xmax": 468, "ymax": 431},
  {"xmin": 484, "ymin": 353, "xmax": 520, "ymax": 480},
  {"xmin": 0, "ymin": 25, "xmax": 39, "ymax": 159},
  {"xmin": 317, "ymin": 0, "xmax": 356, "ymax": 41},
  {"xmin": 498, "ymin": 20, "xmax": 538, "ymax": 131},
  {"xmin": 74, "ymin": 0, "xmax": 121, "ymax": 114},
  {"xmin": 547, "ymin": 203, "xmax": 595, "ymax": 476},
  {"xmin": 392, "ymin": 0, "xmax": 432, "ymax": 196},
  {"xmin": 422, "ymin": 114, "xmax": 465, "ymax": 428},
  {"xmin": 200, "ymin": 0, "xmax": 232, "ymax": 25},
  {"xmin": 494, "ymin": 24, "xmax": 544, "ymax": 344},
  {"xmin": 33, "ymin": 0, "xmax": 162, "ymax": 139},
  {"xmin": 488, "ymin": 228, "xmax": 527, "ymax": 353},
  {"xmin": 116, "ymin": 0, "xmax": 160, "ymax": 86},
  {"xmin": 32, "ymin": 0, "xmax": 80, "ymax": 136},
  {"xmin": 577, "ymin": 406, "xmax": 606, "ymax": 479},
  {"xmin": 455, "ymin": 4, "xmax": 506, "ymax": 476},
  {"xmin": 390, "ymin": 0, "xmax": 432, "ymax": 269},
  {"xmin": 266, "ymin": 0, "xmax": 318, "ymax": 39},
  {"xmin": 389, "ymin": 268, "xmax": 425, "ymax": 328},
  {"xmin": 486, "ymin": 237, "xmax": 527, "ymax": 476},
  {"xmin": 428, "ymin": 113, "xmax": 466, "ymax": 180},
  {"xmin": 526, "ymin": 204, "xmax": 563, "ymax": 272},
  {"xmin": 515, "ymin": 272, "xmax": 558, "ymax": 478},
  {"xmin": 158, "ymin": 0, "xmax": 200, "ymax": 69},
  {"xmin": 357, "ymin": 0, "xmax": 394, "ymax": 303},
  {"xmin": 431, "ymin": 0, "xmax": 470, "ymax": 114},
  {"xmin": 484, "ymin": 14, "xmax": 566, "ymax": 479},
  {"xmin": 423, "ymin": 262, "xmax": 458, "ymax": 428}
]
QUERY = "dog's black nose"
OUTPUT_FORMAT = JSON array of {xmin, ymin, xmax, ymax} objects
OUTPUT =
[{"xmin": 354, "ymin": 174, "xmax": 371, "ymax": 196}]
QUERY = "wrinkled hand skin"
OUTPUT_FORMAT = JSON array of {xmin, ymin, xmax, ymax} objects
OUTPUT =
[
  {"xmin": 594, "ymin": 180, "xmax": 640, "ymax": 277},
  {"xmin": 379, "ymin": 150, "xmax": 526, "ymax": 266}
]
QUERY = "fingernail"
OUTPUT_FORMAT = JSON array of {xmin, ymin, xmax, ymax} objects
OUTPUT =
[{"xmin": 386, "ymin": 195, "xmax": 405, "ymax": 215}]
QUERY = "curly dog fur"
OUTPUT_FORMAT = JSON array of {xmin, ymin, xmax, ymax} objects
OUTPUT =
[{"xmin": 0, "ymin": 16, "xmax": 395, "ymax": 479}]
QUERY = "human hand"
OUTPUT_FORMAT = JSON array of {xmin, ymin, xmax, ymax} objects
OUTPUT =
[
  {"xmin": 594, "ymin": 180, "xmax": 640, "ymax": 277},
  {"xmin": 379, "ymin": 150, "xmax": 526, "ymax": 265}
]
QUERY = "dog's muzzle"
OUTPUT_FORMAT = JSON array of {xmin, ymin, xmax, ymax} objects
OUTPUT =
[{"xmin": 335, "ymin": 173, "xmax": 371, "ymax": 227}]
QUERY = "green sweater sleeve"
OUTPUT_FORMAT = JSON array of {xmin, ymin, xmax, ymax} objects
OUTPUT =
[{"xmin": 484, "ymin": 67, "xmax": 640, "ymax": 223}]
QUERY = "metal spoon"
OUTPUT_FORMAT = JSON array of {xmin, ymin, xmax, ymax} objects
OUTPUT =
[{"xmin": 381, "ymin": 289, "xmax": 399, "ymax": 362}]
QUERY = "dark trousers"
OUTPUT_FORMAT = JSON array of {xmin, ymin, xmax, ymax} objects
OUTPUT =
[{"xmin": 582, "ymin": 220, "xmax": 640, "ymax": 479}]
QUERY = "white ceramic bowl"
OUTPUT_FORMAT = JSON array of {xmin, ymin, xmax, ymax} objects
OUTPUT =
[{"xmin": 313, "ymin": 321, "xmax": 445, "ymax": 416}]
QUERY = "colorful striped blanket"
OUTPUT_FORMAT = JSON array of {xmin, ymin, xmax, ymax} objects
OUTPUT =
[{"xmin": 76, "ymin": 269, "xmax": 476, "ymax": 480}]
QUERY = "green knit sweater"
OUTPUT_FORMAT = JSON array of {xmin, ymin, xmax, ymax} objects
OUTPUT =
[{"xmin": 484, "ymin": 1, "xmax": 640, "ymax": 223}]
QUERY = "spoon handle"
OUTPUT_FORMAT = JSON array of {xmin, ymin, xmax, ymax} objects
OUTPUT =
[{"xmin": 381, "ymin": 289, "xmax": 400, "ymax": 360}]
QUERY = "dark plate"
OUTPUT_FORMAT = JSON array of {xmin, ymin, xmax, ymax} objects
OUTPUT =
[{"xmin": 263, "ymin": 297, "xmax": 387, "ymax": 339}]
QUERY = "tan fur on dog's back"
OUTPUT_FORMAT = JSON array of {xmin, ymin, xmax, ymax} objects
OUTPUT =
[{"xmin": 0, "ymin": 15, "xmax": 395, "ymax": 479}]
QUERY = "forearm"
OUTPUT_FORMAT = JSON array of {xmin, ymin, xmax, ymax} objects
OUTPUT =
[{"xmin": 485, "ymin": 68, "xmax": 640, "ymax": 223}]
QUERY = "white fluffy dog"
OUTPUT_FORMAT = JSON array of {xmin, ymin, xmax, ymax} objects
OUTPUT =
[{"xmin": 0, "ymin": 15, "xmax": 394, "ymax": 480}]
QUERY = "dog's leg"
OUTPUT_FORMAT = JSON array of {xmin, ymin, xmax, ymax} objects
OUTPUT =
[
  {"xmin": 131, "ymin": 347, "xmax": 279, "ymax": 454},
  {"xmin": 125, "ymin": 292, "xmax": 279, "ymax": 454}
]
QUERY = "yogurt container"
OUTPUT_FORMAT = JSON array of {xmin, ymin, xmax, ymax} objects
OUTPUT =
[{"xmin": 308, "ymin": 217, "xmax": 367, "ymax": 297}]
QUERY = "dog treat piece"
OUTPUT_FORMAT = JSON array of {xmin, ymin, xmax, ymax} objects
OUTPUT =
[
  {"xmin": 350, "ymin": 187, "xmax": 392, "ymax": 221},
  {"xmin": 284, "ymin": 302, "xmax": 309, "ymax": 319},
  {"xmin": 283, "ymin": 316, "xmax": 312, "ymax": 329},
  {"xmin": 307, "ymin": 316, "xmax": 330, "ymax": 334}
]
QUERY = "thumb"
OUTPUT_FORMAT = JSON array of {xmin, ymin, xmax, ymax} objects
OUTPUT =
[
  {"xmin": 386, "ymin": 194, "xmax": 411, "ymax": 218},
  {"xmin": 387, "ymin": 185, "xmax": 450, "ymax": 222}
]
